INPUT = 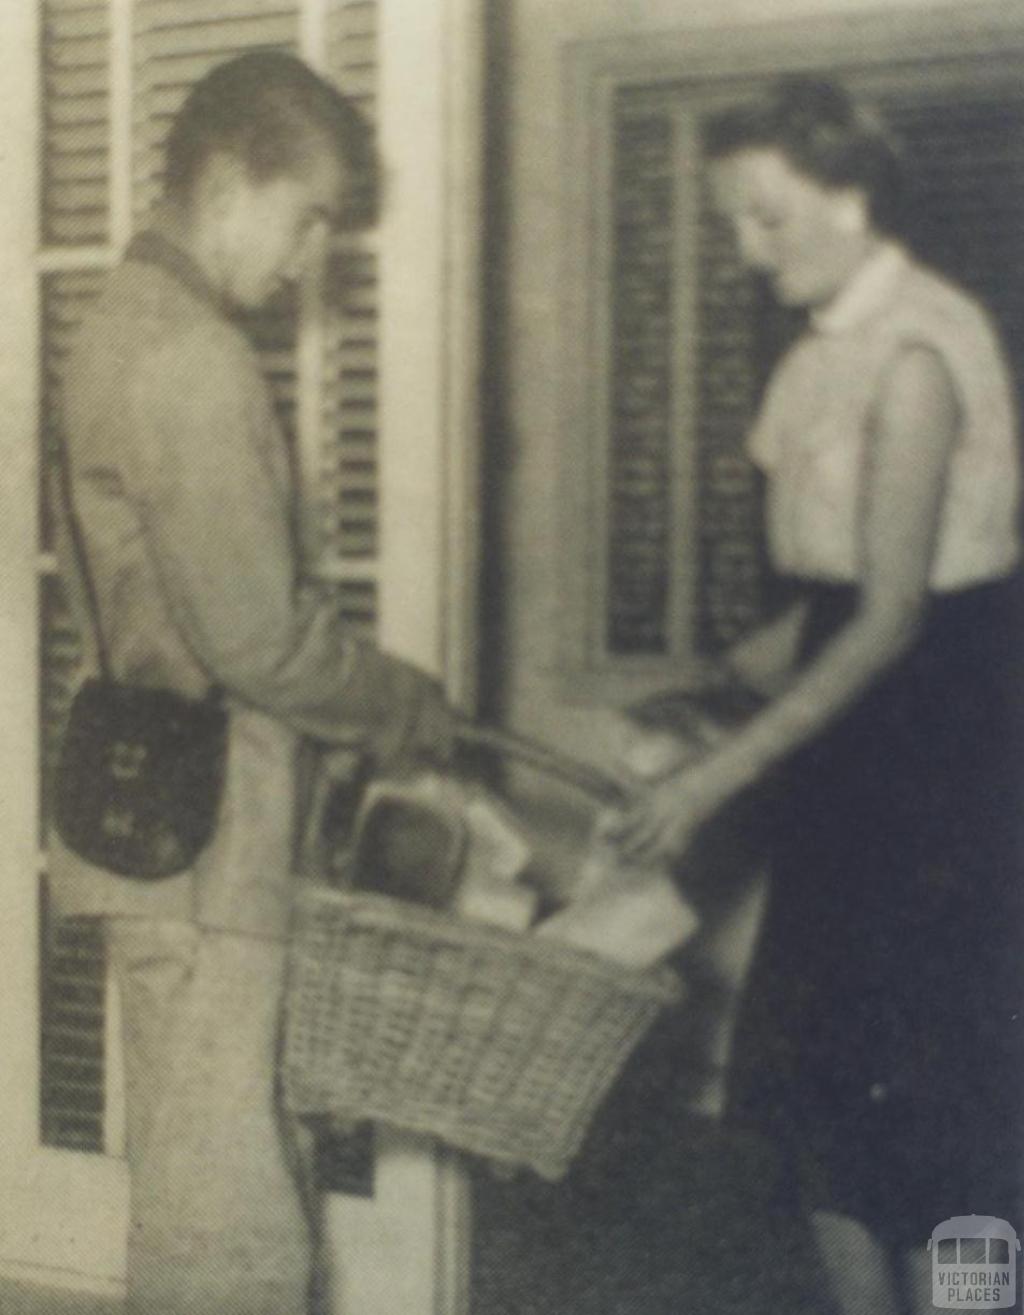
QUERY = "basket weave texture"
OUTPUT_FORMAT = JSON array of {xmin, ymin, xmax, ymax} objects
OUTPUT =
[{"xmin": 282, "ymin": 887, "xmax": 682, "ymax": 1181}]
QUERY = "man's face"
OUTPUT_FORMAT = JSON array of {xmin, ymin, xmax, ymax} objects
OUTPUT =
[{"xmin": 211, "ymin": 148, "xmax": 346, "ymax": 310}]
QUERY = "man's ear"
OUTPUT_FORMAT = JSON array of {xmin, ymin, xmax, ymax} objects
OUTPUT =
[{"xmin": 192, "ymin": 150, "xmax": 250, "ymax": 219}]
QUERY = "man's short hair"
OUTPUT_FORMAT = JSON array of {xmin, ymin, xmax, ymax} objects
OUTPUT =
[{"xmin": 163, "ymin": 50, "xmax": 377, "ymax": 226}]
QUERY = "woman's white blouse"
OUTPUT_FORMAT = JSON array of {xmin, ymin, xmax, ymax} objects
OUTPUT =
[{"xmin": 748, "ymin": 242, "xmax": 1021, "ymax": 589}]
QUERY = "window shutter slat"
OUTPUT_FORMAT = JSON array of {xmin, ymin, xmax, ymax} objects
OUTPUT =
[
  {"xmin": 332, "ymin": 580, "xmax": 377, "ymax": 634},
  {"xmin": 45, "ymin": 66, "xmax": 108, "ymax": 98},
  {"xmin": 141, "ymin": 14, "xmax": 299, "ymax": 60},
  {"xmin": 46, "ymin": 122, "xmax": 109, "ymax": 155},
  {"xmin": 44, "ymin": 5, "xmax": 109, "ymax": 42},
  {"xmin": 46, "ymin": 34, "xmax": 106, "ymax": 67},
  {"xmin": 44, "ymin": 95, "xmax": 108, "ymax": 128},
  {"xmin": 142, "ymin": 0, "xmax": 297, "ymax": 25},
  {"xmin": 46, "ymin": 151, "xmax": 111, "ymax": 184},
  {"xmin": 329, "ymin": 0, "xmax": 376, "ymax": 114},
  {"xmin": 41, "ymin": 179, "xmax": 109, "ymax": 212}
]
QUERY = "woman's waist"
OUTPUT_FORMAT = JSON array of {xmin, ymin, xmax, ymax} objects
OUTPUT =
[
  {"xmin": 788, "ymin": 571, "xmax": 1023, "ymax": 663},
  {"xmin": 787, "ymin": 570, "xmax": 1023, "ymax": 611}
]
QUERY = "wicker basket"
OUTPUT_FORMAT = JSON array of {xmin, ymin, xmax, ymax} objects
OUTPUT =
[{"xmin": 282, "ymin": 886, "xmax": 683, "ymax": 1181}]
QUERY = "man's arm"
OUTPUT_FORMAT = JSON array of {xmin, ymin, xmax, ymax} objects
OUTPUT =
[{"xmin": 124, "ymin": 324, "xmax": 449, "ymax": 762}]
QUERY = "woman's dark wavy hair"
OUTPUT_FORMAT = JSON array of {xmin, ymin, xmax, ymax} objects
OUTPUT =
[
  {"xmin": 164, "ymin": 50, "xmax": 377, "ymax": 226},
  {"xmin": 704, "ymin": 76, "xmax": 906, "ymax": 234}
]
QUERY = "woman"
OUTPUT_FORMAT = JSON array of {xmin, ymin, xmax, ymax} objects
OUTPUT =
[{"xmin": 613, "ymin": 77, "xmax": 1023, "ymax": 1314}]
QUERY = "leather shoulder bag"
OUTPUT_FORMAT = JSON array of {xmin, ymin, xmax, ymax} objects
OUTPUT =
[{"xmin": 53, "ymin": 440, "xmax": 227, "ymax": 880}]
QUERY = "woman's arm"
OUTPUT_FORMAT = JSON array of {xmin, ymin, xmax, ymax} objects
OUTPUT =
[
  {"xmin": 613, "ymin": 344, "xmax": 959, "ymax": 863},
  {"xmin": 721, "ymin": 598, "xmax": 809, "ymax": 698}
]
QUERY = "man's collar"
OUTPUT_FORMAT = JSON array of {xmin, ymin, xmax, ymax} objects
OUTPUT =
[
  {"xmin": 124, "ymin": 224, "xmax": 225, "ymax": 316},
  {"xmin": 811, "ymin": 240, "xmax": 909, "ymax": 335}
]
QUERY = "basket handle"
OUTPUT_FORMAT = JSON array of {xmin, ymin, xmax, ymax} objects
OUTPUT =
[{"xmin": 454, "ymin": 721, "xmax": 632, "ymax": 808}]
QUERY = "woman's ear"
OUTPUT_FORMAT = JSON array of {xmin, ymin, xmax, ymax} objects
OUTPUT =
[{"xmin": 832, "ymin": 187, "xmax": 870, "ymax": 236}]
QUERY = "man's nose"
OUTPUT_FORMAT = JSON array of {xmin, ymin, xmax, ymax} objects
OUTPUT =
[{"xmin": 734, "ymin": 220, "xmax": 774, "ymax": 273}]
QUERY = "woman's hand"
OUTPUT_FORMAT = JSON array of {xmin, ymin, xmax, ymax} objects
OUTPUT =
[{"xmin": 604, "ymin": 767, "xmax": 722, "ymax": 867}]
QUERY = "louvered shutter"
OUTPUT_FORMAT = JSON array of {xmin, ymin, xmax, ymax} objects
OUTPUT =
[
  {"xmin": 316, "ymin": 0, "xmax": 381, "ymax": 632},
  {"xmin": 607, "ymin": 108, "xmax": 674, "ymax": 655},
  {"xmin": 328, "ymin": 0, "xmax": 376, "ymax": 116},
  {"xmin": 324, "ymin": 252, "xmax": 379, "ymax": 562},
  {"xmin": 607, "ymin": 88, "xmax": 768, "ymax": 663},
  {"xmin": 41, "ymin": 0, "xmax": 111, "ymax": 246}
]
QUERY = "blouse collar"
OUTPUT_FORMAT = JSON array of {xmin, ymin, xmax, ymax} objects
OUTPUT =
[{"xmin": 811, "ymin": 240, "xmax": 910, "ymax": 336}]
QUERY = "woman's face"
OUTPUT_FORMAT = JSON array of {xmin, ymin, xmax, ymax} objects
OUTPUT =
[{"xmin": 709, "ymin": 147, "xmax": 872, "ymax": 309}]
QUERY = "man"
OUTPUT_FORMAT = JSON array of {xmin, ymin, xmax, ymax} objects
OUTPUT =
[{"xmin": 50, "ymin": 51, "xmax": 455, "ymax": 1315}]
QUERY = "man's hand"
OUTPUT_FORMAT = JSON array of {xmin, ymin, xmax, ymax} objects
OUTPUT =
[
  {"xmin": 365, "ymin": 658, "xmax": 459, "ymax": 775},
  {"xmin": 402, "ymin": 676, "xmax": 458, "ymax": 769}
]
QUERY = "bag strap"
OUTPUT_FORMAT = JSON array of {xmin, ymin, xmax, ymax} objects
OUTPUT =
[
  {"xmin": 454, "ymin": 721, "xmax": 631, "ymax": 806},
  {"xmin": 52, "ymin": 232, "xmax": 225, "ymax": 703},
  {"xmin": 51, "ymin": 428, "xmax": 112, "ymax": 681}
]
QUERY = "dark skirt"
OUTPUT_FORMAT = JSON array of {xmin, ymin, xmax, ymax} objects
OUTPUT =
[{"xmin": 726, "ymin": 577, "xmax": 1024, "ymax": 1247}]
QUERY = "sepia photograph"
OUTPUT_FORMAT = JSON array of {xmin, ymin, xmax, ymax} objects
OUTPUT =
[{"xmin": 0, "ymin": 1, "xmax": 1021, "ymax": 1313}]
